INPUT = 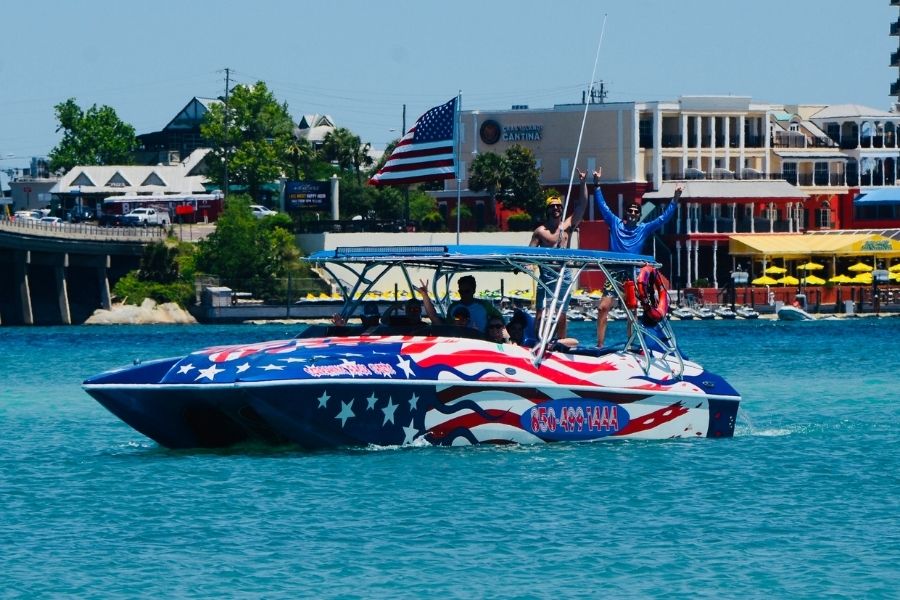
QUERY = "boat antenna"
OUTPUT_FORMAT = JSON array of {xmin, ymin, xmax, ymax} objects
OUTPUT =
[{"xmin": 533, "ymin": 15, "xmax": 608, "ymax": 361}]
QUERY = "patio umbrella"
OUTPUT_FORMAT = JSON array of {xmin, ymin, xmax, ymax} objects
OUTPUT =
[
  {"xmin": 890, "ymin": 271, "xmax": 900, "ymax": 282},
  {"xmin": 752, "ymin": 275, "xmax": 778, "ymax": 285},
  {"xmin": 764, "ymin": 265, "xmax": 787, "ymax": 274},
  {"xmin": 828, "ymin": 274, "xmax": 852, "ymax": 284},
  {"xmin": 801, "ymin": 275, "xmax": 826, "ymax": 285},
  {"xmin": 849, "ymin": 272, "xmax": 873, "ymax": 284},
  {"xmin": 847, "ymin": 262, "xmax": 874, "ymax": 272},
  {"xmin": 890, "ymin": 264, "xmax": 900, "ymax": 273},
  {"xmin": 797, "ymin": 261, "xmax": 824, "ymax": 271},
  {"xmin": 776, "ymin": 275, "xmax": 799, "ymax": 286}
]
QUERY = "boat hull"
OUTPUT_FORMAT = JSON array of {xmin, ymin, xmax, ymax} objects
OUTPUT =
[
  {"xmin": 777, "ymin": 306, "xmax": 815, "ymax": 321},
  {"xmin": 84, "ymin": 336, "xmax": 740, "ymax": 449}
]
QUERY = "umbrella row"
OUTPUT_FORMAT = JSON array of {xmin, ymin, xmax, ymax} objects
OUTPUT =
[{"xmin": 752, "ymin": 261, "xmax": 900, "ymax": 286}]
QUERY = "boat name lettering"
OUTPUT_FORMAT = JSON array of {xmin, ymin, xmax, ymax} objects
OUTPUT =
[
  {"xmin": 303, "ymin": 361, "xmax": 395, "ymax": 377},
  {"xmin": 502, "ymin": 125, "xmax": 542, "ymax": 142}
]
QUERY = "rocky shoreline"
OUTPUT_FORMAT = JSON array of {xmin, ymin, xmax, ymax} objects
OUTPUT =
[{"xmin": 84, "ymin": 298, "xmax": 197, "ymax": 325}]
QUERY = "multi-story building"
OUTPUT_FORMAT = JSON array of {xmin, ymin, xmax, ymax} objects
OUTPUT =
[{"xmin": 441, "ymin": 95, "xmax": 900, "ymax": 289}]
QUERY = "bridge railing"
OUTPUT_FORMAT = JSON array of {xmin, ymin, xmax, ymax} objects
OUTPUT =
[{"xmin": 0, "ymin": 217, "xmax": 168, "ymax": 241}]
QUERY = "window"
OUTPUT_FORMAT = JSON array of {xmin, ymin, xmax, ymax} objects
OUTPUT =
[
  {"xmin": 782, "ymin": 163, "xmax": 797, "ymax": 185},
  {"xmin": 816, "ymin": 201, "xmax": 832, "ymax": 229}
]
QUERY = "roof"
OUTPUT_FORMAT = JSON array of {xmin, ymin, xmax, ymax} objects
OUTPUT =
[
  {"xmin": 643, "ymin": 180, "xmax": 808, "ymax": 201},
  {"xmin": 305, "ymin": 244, "xmax": 657, "ymax": 271},
  {"xmin": 52, "ymin": 160, "xmax": 210, "ymax": 195},
  {"xmin": 854, "ymin": 188, "xmax": 900, "ymax": 205},
  {"xmin": 729, "ymin": 233, "xmax": 900, "ymax": 257},
  {"xmin": 774, "ymin": 150, "xmax": 847, "ymax": 160},
  {"xmin": 808, "ymin": 104, "xmax": 897, "ymax": 120},
  {"xmin": 163, "ymin": 97, "xmax": 221, "ymax": 132}
]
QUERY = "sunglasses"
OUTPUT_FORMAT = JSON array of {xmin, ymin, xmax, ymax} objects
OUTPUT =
[
  {"xmin": 454, "ymin": 314, "xmax": 469, "ymax": 321},
  {"xmin": 488, "ymin": 323, "xmax": 504, "ymax": 329}
]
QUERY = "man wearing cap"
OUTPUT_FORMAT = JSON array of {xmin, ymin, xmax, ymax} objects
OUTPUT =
[
  {"xmin": 529, "ymin": 169, "xmax": 588, "ymax": 338},
  {"xmin": 593, "ymin": 168, "xmax": 682, "ymax": 346}
]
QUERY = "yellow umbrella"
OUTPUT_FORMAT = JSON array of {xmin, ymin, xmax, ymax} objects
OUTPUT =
[
  {"xmin": 801, "ymin": 275, "xmax": 826, "ymax": 285},
  {"xmin": 890, "ymin": 271, "xmax": 900, "ymax": 282},
  {"xmin": 890, "ymin": 264, "xmax": 900, "ymax": 273},
  {"xmin": 849, "ymin": 272, "xmax": 873, "ymax": 284},
  {"xmin": 776, "ymin": 275, "xmax": 799, "ymax": 286},
  {"xmin": 764, "ymin": 265, "xmax": 787, "ymax": 274},
  {"xmin": 797, "ymin": 261, "xmax": 824, "ymax": 271},
  {"xmin": 829, "ymin": 274, "xmax": 852, "ymax": 284},
  {"xmin": 847, "ymin": 262, "xmax": 874, "ymax": 272},
  {"xmin": 752, "ymin": 275, "xmax": 778, "ymax": 285}
]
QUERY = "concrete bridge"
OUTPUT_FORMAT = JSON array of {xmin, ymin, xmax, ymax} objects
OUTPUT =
[{"xmin": 0, "ymin": 219, "xmax": 166, "ymax": 325}]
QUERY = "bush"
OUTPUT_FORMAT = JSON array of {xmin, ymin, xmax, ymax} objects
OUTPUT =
[
  {"xmin": 421, "ymin": 212, "xmax": 446, "ymax": 232},
  {"xmin": 692, "ymin": 277, "xmax": 711, "ymax": 288},
  {"xmin": 112, "ymin": 272, "xmax": 195, "ymax": 306},
  {"xmin": 506, "ymin": 213, "xmax": 533, "ymax": 231}
]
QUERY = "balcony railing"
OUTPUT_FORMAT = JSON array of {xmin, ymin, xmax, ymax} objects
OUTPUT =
[
  {"xmin": 892, "ymin": 19, "xmax": 900, "ymax": 36},
  {"xmin": 661, "ymin": 171, "xmax": 786, "ymax": 181}
]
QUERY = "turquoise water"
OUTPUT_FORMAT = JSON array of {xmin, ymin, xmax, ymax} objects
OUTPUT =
[{"xmin": 2, "ymin": 319, "xmax": 899, "ymax": 598}]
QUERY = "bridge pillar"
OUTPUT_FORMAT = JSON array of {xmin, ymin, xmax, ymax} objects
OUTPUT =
[
  {"xmin": 56, "ymin": 253, "xmax": 71, "ymax": 325},
  {"xmin": 15, "ymin": 250, "xmax": 34, "ymax": 325},
  {"xmin": 98, "ymin": 255, "xmax": 111, "ymax": 310}
]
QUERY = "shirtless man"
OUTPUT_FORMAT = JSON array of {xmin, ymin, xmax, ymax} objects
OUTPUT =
[{"xmin": 529, "ymin": 169, "xmax": 589, "ymax": 338}]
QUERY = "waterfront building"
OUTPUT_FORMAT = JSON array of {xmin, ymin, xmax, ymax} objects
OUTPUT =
[{"xmin": 438, "ymin": 95, "xmax": 900, "ymax": 289}]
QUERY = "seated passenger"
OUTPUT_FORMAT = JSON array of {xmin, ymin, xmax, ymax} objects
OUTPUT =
[{"xmin": 486, "ymin": 317, "xmax": 511, "ymax": 343}]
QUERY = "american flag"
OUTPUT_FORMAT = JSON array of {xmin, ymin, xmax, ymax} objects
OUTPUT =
[{"xmin": 368, "ymin": 97, "xmax": 457, "ymax": 186}]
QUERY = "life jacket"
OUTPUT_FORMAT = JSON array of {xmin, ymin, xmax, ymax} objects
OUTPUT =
[{"xmin": 635, "ymin": 265, "xmax": 670, "ymax": 326}]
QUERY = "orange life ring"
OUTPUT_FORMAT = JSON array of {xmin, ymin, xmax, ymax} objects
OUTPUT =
[{"xmin": 635, "ymin": 265, "xmax": 670, "ymax": 325}]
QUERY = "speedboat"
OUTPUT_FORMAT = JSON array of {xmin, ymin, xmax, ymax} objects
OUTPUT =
[
  {"xmin": 670, "ymin": 306, "xmax": 694, "ymax": 320},
  {"xmin": 735, "ymin": 305, "xmax": 760, "ymax": 319},
  {"xmin": 714, "ymin": 306, "xmax": 737, "ymax": 320},
  {"xmin": 777, "ymin": 304, "xmax": 815, "ymax": 321},
  {"xmin": 692, "ymin": 306, "xmax": 716, "ymax": 320},
  {"xmin": 84, "ymin": 245, "xmax": 741, "ymax": 449}
]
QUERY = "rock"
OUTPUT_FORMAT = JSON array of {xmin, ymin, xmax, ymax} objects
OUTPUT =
[{"xmin": 84, "ymin": 298, "xmax": 197, "ymax": 325}]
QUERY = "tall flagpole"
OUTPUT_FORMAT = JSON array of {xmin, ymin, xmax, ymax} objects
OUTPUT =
[
  {"xmin": 455, "ymin": 91, "xmax": 462, "ymax": 246},
  {"xmin": 533, "ymin": 16, "xmax": 609, "ymax": 363}
]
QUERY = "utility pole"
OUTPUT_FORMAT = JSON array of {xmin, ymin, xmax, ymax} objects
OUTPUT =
[{"xmin": 223, "ymin": 67, "xmax": 231, "ymax": 200}]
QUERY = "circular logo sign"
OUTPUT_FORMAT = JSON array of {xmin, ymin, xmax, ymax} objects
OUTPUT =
[{"xmin": 480, "ymin": 120, "xmax": 501, "ymax": 145}]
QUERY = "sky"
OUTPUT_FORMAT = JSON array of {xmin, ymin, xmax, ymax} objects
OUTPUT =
[{"xmin": 0, "ymin": 0, "xmax": 896, "ymax": 171}]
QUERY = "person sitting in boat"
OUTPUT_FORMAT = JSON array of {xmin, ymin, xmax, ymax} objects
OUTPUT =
[
  {"xmin": 507, "ymin": 308, "xmax": 536, "ymax": 346},
  {"xmin": 400, "ymin": 298, "xmax": 428, "ymax": 326},
  {"xmin": 418, "ymin": 276, "xmax": 507, "ymax": 337},
  {"xmin": 331, "ymin": 301, "xmax": 381, "ymax": 333},
  {"xmin": 593, "ymin": 167, "xmax": 682, "ymax": 347},
  {"xmin": 486, "ymin": 316, "xmax": 512, "ymax": 344},
  {"xmin": 530, "ymin": 169, "xmax": 589, "ymax": 339}
]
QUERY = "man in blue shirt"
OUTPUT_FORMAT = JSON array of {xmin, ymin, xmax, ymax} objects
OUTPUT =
[{"xmin": 593, "ymin": 168, "xmax": 682, "ymax": 346}]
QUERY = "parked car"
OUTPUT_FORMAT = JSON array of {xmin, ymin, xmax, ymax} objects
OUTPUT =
[
  {"xmin": 39, "ymin": 216, "xmax": 64, "ymax": 226},
  {"xmin": 97, "ymin": 213, "xmax": 125, "ymax": 228},
  {"xmin": 66, "ymin": 205, "xmax": 94, "ymax": 223},
  {"xmin": 13, "ymin": 210, "xmax": 42, "ymax": 221},
  {"xmin": 121, "ymin": 207, "xmax": 171, "ymax": 227},
  {"xmin": 250, "ymin": 204, "xmax": 277, "ymax": 218}
]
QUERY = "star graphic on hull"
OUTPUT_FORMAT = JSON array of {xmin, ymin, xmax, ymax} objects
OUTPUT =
[
  {"xmin": 366, "ymin": 392, "xmax": 378, "ymax": 410},
  {"xmin": 177, "ymin": 364, "xmax": 195, "ymax": 375},
  {"xmin": 317, "ymin": 391, "xmax": 330, "ymax": 408},
  {"xmin": 382, "ymin": 397, "xmax": 397, "ymax": 425},
  {"xmin": 260, "ymin": 364, "xmax": 285, "ymax": 371},
  {"xmin": 336, "ymin": 400, "xmax": 355, "ymax": 427},
  {"xmin": 402, "ymin": 419, "xmax": 419, "ymax": 445},
  {"xmin": 195, "ymin": 364, "xmax": 225, "ymax": 381},
  {"xmin": 409, "ymin": 393, "xmax": 420, "ymax": 412},
  {"xmin": 236, "ymin": 362, "xmax": 251, "ymax": 373},
  {"xmin": 396, "ymin": 356, "xmax": 415, "ymax": 378}
]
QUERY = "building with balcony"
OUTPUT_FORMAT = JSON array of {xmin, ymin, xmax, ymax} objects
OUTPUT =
[{"xmin": 441, "ymin": 94, "xmax": 900, "ymax": 290}]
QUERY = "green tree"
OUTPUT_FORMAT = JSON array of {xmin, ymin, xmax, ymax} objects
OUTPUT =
[
  {"xmin": 194, "ymin": 195, "xmax": 298, "ymax": 300},
  {"xmin": 201, "ymin": 82, "xmax": 295, "ymax": 202},
  {"xmin": 321, "ymin": 127, "xmax": 374, "ymax": 185},
  {"xmin": 48, "ymin": 98, "xmax": 138, "ymax": 172},
  {"xmin": 503, "ymin": 144, "xmax": 544, "ymax": 218},
  {"xmin": 468, "ymin": 151, "xmax": 510, "ymax": 226}
]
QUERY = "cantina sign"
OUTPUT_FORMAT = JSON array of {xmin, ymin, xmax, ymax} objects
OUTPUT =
[{"xmin": 480, "ymin": 120, "xmax": 543, "ymax": 144}]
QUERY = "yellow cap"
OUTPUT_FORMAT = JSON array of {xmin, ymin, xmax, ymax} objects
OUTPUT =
[{"xmin": 546, "ymin": 195, "xmax": 562, "ymax": 206}]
